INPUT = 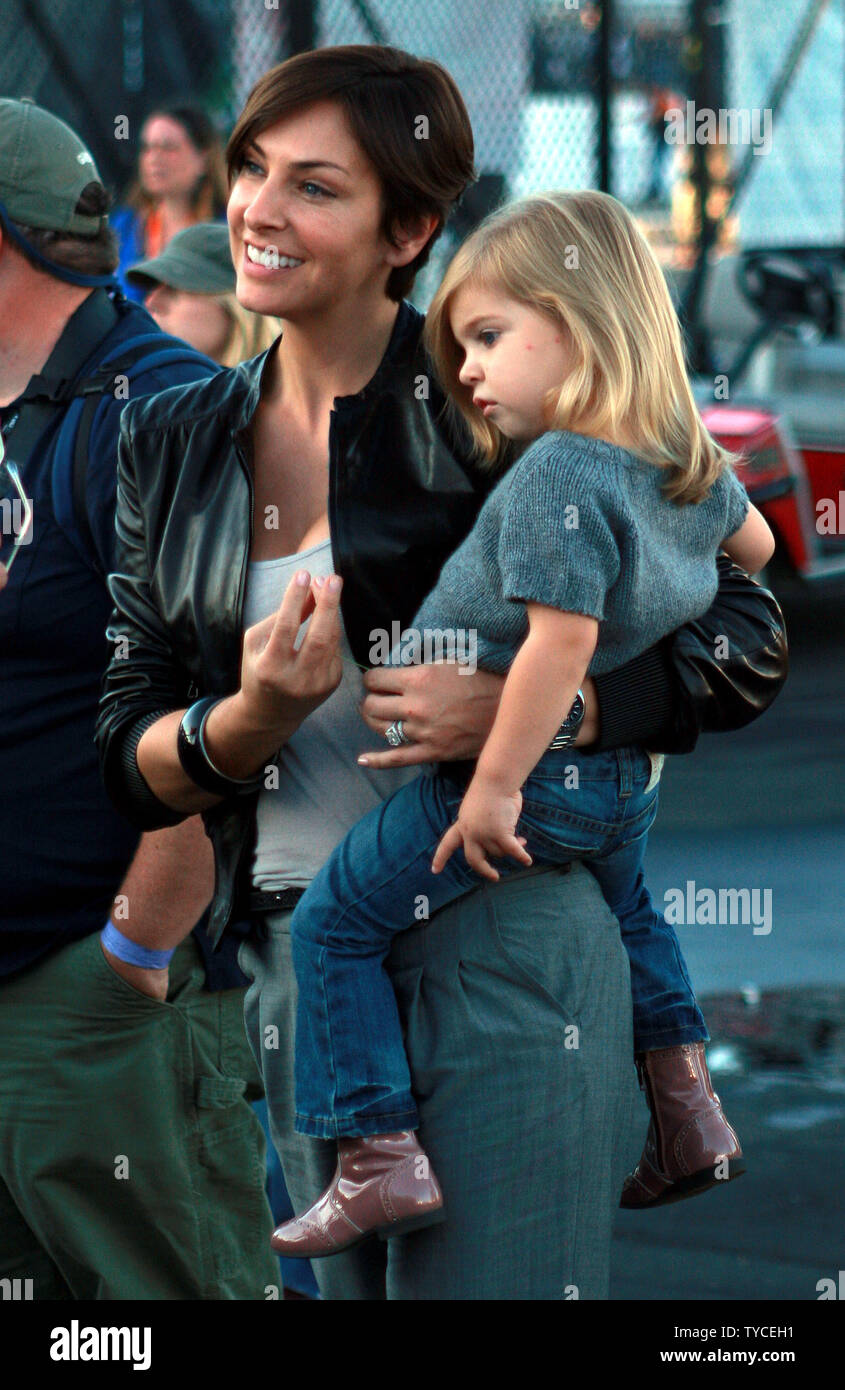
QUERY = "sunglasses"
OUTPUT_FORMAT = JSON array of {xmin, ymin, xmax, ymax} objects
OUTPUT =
[{"xmin": 0, "ymin": 428, "xmax": 34, "ymax": 574}]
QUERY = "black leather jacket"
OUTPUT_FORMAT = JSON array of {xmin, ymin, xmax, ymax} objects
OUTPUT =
[{"xmin": 96, "ymin": 300, "xmax": 788, "ymax": 947}]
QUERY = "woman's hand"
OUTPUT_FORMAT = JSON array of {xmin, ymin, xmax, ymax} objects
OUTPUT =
[
  {"xmin": 358, "ymin": 663, "xmax": 504, "ymax": 768},
  {"xmin": 238, "ymin": 569, "xmax": 344, "ymax": 738},
  {"xmin": 431, "ymin": 777, "xmax": 532, "ymax": 882},
  {"xmin": 358, "ymin": 663, "xmax": 600, "ymax": 768}
]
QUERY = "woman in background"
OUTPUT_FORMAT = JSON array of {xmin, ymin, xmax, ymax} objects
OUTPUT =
[{"xmin": 114, "ymin": 106, "xmax": 228, "ymax": 301}]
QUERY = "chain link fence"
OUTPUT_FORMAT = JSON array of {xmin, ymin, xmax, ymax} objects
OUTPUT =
[
  {"xmin": 725, "ymin": 0, "xmax": 844, "ymax": 248},
  {"xmin": 0, "ymin": 0, "xmax": 232, "ymax": 192},
  {"xmin": 2, "ymin": 0, "xmax": 841, "ymax": 307},
  {"xmin": 229, "ymin": 1, "xmax": 606, "ymax": 302},
  {"xmin": 227, "ymin": 0, "xmax": 681, "ymax": 300}
]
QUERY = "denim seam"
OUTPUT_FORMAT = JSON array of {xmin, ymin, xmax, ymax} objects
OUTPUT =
[
  {"xmin": 635, "ymin": 1025, "xmax": 709, "ymax": 1046},
  {"xmin": 295, "ymin": 1105, "xmax": 418, "ymax": 1124},
  {"xmin": 321, "ymin": 838, "xmax": 476, "ymax": 949},
  {"xmin": 520, "ymin": 800, "xmax": 635, "ymax": 837},
  {"xmin": 294, "ymin": 1106, "xmax": 419, "ymax": 1140},
  {"xmin": 314, "ymin": 941, "xmax": 342, "ymax": 1126}
]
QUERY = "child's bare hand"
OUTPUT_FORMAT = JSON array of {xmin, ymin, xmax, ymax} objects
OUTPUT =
[{"xmin": 431, "ymin": 781, "xmax": 532, "ymax": 881}]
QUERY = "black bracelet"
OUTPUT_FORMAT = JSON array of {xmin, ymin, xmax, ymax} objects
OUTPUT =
[{"xmin": 177, "ymin": 696, "xmax": 266, "ymax": 798}]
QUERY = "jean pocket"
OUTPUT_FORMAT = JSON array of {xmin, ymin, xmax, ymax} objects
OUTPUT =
[
  {"xmin": 645, "ymin": 751, "xmax": 665, "ymax": 792},
  {"xmin": 614, "ymin": 790, "xmax": 660, "ymax": 851},
  {"xmin": 518, "ymin": 795, "xmax": 612, "ymax": 859}
]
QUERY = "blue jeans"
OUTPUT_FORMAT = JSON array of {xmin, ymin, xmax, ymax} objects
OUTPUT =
[{"xmin": 290, "ymin": 745, "xmax": 707, "ymax": 1138}]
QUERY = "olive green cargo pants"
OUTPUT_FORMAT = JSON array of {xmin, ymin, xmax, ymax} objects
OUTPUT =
[{"xmin": 0, "ymin": 931, "xmax": 278, "ymax": 1300}]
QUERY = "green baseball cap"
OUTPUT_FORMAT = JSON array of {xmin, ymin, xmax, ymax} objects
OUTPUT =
[
  {"xmin": 127, "ymin": 223, "xmax": 235, "ymax": 295},
  {"xmin": 0, "ymin": 97, "xmax": 106, "ymax": 234}
]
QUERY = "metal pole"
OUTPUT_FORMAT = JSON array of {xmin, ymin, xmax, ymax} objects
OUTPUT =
[
  {"xmin": 349, "ymin": 1, "xmax": 388, "ymax": 44},
  {"xmin": 681, "ymin": 0, "xmax": 719, "ymax": 373},
  {"xmin": 288, "ymin": 0, "xmax": 316, "ymax": 54},
  {"xmin": 680, "ymin": 0, "xmax": 832, "ymax": 369},
  {"xmin": 597, "ymin": 0, "xmax": 613, "ymax": 193},
  {"xmin": 717, "ymin": 0, "xmax": 831, "ymax": 232}
]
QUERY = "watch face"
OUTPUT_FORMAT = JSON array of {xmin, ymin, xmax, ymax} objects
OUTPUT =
[
  {"xmin": 547, "ymin": 689, "xmax": 585, "ymax": 750},
  {"xmin": 564, "ymin": 690, "xmax": 585, "ymax": 728}
]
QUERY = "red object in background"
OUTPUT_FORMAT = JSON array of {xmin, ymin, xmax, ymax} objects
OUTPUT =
[{"xmin": 702, "ymin": 404, "xmax": 845, "ymax": 580}]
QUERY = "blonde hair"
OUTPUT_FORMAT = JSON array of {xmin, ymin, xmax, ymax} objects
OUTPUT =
[
  {"xmin": 424, "ymin": 190, "xmax": 738, "ymax": 504},
  {"xmin": 215, "ymin": 294, "xmax": 282, "ymax": 367}
]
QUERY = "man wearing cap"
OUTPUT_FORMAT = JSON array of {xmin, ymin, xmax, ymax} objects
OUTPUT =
[
  {"xmin": 128, "ymin": 221, "xmax": 235, "ymax": 294},
  {"xmin": 0, "ymin": 99, "xmax": 279, "ymax": 1299},
  {"xmin": 127, "ymin": 221, "xmax": 281, "ymax": 368},
  {"xmin": 127, "ymin": 222, "xmax": 236, "ymax": 360}
]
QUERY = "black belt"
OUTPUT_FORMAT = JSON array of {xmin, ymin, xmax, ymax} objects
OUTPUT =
[
  {"xmin": 248, "ymin": 887, "xmax": 306, "ymax": 915},
  {"xmin": 248, "ymin": 864, "xmax": 574, "ymax": 918}
]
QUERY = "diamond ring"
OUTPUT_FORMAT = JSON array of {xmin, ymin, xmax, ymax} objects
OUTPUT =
[{"xmin": 384, "ymin": 720, "xmax": 411, "ymax": 747}]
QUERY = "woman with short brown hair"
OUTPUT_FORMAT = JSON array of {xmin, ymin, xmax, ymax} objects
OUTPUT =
[{"xmin": 97, "ymin": 44, "xmax": 785, "ymax": 1300}]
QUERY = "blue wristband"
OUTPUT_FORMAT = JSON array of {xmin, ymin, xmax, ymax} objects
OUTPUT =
[{"xmin": 101, "ymin": 920, "xmax": 176, "ymax": 970}]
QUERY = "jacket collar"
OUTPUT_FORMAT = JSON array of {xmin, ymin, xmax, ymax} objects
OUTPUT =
[
  {"xmin": 334, "ymin": 299, "xmax": 422, "ymax": 411},
  {"xmin": 231, "ymin": 298, "xmax": 423, "ymax": 434}
]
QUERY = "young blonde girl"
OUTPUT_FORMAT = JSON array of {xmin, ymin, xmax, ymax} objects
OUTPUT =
[{"xmin": 268, "ymin": 190, "xmax": 775, "ymax": 1259}]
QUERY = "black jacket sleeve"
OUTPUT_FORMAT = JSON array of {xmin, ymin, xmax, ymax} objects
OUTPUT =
[
  {"xmin": 593, "ymin": 555, "xmax": 788, "ymax": 753},
  {"xmin": 95, "ymin": 413, "xmax": 192, "ymax": 830}
]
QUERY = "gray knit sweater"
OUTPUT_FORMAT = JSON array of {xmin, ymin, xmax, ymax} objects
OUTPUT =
[{"xmin": 411, "ymin": 429, "xmax": 750, "ymax": 677}]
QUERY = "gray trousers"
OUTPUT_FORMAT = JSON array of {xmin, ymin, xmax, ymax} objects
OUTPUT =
[{"xmin": 239, "ymin": 863, "xmax": 639, "ymax": 1300}]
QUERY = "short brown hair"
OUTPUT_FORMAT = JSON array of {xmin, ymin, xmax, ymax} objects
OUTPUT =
[
  {"xmin": 11, "ymin": 182, "xmax": 118, "ymax": 277},
  {"xmin": 227, "ymin": 44, "xmax": 476, "ymax": 302}
]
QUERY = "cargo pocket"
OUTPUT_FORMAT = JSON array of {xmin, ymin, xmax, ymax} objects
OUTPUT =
[
  {"xmin": 190, "ymin": 1068, "xmax": 277, "ymax": 1294},
  {"xmin": 195, "ymin": 1075, "xmax": 247, "ymax": 1110}
]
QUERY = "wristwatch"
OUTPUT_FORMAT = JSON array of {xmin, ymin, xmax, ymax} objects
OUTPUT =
[
  {"xmin": 548, "ymin": 689, "xmax": 586, "ymax": 750},
  {"xmin": 177, "ymin": 695, "xmax": 266, "ymax": 797}
]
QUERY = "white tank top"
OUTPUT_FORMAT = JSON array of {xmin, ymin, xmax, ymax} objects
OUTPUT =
[{"xmin": 243, "ymin": 539, "xmax": 418, "ymax": 890}]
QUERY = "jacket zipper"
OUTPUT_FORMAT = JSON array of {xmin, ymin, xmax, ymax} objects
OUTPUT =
[
  {"xmin": 232, "ymin": 427, "xmax": 255, "ymax": 641},
  {"xmin": 222, "ymin": 425, "xmax": 258, "ymax": 932},
  {"xmin": 327, "ymin": 407, "xmax": 341, "ymax": 578}
]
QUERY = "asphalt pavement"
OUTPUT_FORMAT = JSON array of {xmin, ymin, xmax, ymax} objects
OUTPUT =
[{"xmin": 610, "ymin": 575, "xmax": 845, "ymax": 1300}]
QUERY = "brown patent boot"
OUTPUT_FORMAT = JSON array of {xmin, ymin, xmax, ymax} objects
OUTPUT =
[
  {"xmin": 620, "ymin": 1042, "xmax": 745, "ymax": 1209},
  {"xmin": 270, "ymin": 1130, "xmax": 444, "ymax": 1259}
]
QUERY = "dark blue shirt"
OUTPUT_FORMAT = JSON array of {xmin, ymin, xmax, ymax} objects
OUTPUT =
[{"xmin": 0, "ymin": 292, "xmax": 244, "ymax": 985}]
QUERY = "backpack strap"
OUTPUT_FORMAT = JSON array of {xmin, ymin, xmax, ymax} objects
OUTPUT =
[
  {"xmin": 56, "ymin": 335, "xmax": 217, "ymax": 578},
  {"xmin": 2, "ymin": 288, "xmax": 120, "ymax": 467},
  {"xmin": 71, "ymin": 393, "xmax": 104, "ymax": 570}
]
